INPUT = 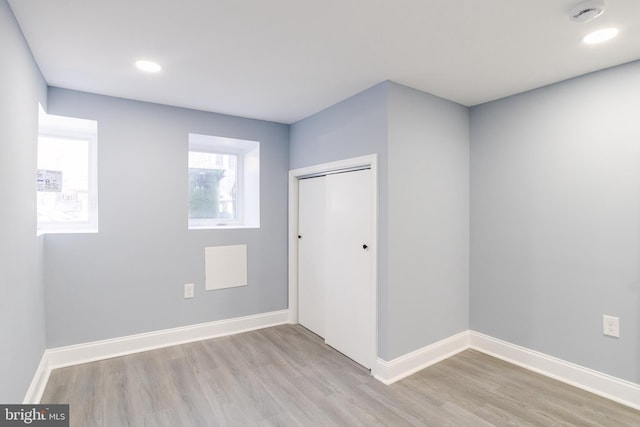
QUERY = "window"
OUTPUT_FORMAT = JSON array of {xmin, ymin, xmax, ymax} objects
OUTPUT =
[
  {"xmin": 188, "ymin": 133, "xmax": 259, "ymax": 229},
  {"xmin": 37, "ymin": 106, "xmax": 98, "ymax": 233}
]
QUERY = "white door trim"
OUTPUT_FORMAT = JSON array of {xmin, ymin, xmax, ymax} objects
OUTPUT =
[{"xmin": 288, "ymin": 154, "xmax": 378, "ymax": 373}]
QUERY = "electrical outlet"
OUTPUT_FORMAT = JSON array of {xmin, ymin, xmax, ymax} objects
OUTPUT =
[
  {"xmin": 603, "ymin": 315, "xmax": 619, "ymax": 338},
  {"xmin": 184, "ymin": 283, "xmax": 195, "ymax": 299}
]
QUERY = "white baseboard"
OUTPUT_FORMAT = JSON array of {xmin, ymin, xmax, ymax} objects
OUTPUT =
[
  {"xmin": 26, "ymin": 309, "xmax": 289, "ymax": 403},
  {"xmin": 23, "ymin": 351, "xmax": 51, "ymax": 404},
  {"xmin": 469, "ymin": 330, "xmax": 640, "ymax": 411},
  {"xmin": 374, "ymin": 329, "xmax": 639, "ymax": 411},
  {"xmin": 374, "ymin": 331, "xmax": 469, "ymax": 385}
]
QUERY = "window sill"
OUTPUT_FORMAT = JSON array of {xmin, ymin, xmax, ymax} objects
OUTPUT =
[
  {"xmin": 188, "ymin": 224, "xmax": 260, "ymax": 230},
  {"xmin": 37, "ymin": 228, "xmax": 99, "ymax": 235}
]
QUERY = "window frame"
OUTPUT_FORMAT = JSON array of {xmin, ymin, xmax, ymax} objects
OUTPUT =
[
  {"xmin": 37, "ymin": 107, "xmax": 99, "ymax": 234},
  {"xmin": 188, "ymin": 149, "xmax": 243, "ymax": 227},
  {"xmin": 187, "ymin": 133, "xmax": 259, "ymax": 230}
]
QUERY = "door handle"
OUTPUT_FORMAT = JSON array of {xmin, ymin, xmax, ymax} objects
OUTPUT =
[{"xmin": 362, "ymin": 244, "xmax": 368, "ymax": 250}]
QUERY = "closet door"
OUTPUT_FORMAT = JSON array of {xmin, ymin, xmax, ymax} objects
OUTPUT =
[
  {"xmin": 297, "ymin": 176, "xmax": 327, "ymax": 337},
  {"xmin": 297, "ymin": 169, "xmax": 374, "ymax": 369},
  {"xmin": 323, "ymin": 169, "xmax": 373, "ymax": 369}
]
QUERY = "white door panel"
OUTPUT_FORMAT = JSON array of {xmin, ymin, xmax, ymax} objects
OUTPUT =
[
  {"xmin": 324, "ymin": 170, "xmax": 373, "ymax": 368},
  {"xmin": 297, "ymin": 177, "xmax": 326, "ymax": 337}
]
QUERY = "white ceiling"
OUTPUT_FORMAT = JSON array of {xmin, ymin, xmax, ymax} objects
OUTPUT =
[{"xmin": 8, "ymin": 0, "xmax": 640, "ymax": 124}]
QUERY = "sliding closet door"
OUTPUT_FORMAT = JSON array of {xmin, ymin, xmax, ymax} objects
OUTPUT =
[
  {"xmin": 297, "ymin": 176, "xmax": 327, "ymax": 337},
  {"xmin": 298, "ymin": 168, "xmax": 374, "ymax": 369},
  {"xmin": 323, "ymin": 169, "xmax": 373, "ymax": 369}
]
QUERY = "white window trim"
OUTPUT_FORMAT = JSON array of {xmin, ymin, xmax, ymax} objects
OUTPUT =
[
  {"xmin": 189, "ymin": 149, "xmax": 243, "ymax": 227},
  {"xmin": 37, "ymin": 106, "xmax": 98, "ymax": 234},
  {"xmin": 188, "ymin": 133, "xmax": 259, "ymax": 230}
]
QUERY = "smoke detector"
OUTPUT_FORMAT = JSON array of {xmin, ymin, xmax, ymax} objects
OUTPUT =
[{"xmin": 569, "ymin": 0, "xmax": 606, "ymax": 23}]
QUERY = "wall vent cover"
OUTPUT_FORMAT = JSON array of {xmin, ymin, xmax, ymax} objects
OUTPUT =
[{"xmin": 569, "ymin": 0, "xmax": 605, "ymax": 23}]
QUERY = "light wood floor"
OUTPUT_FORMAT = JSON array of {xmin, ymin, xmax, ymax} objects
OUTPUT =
[{"xmin": 42, "ymin": 324, "xmax": 640, "ymax": 426}]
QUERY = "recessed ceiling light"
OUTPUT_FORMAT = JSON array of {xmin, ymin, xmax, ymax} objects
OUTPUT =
[
  {"xmin": 583, "ymin": 27, "xmax": 619, "ymax": 44},
  {"xmin": 135, "ymin": 59, "xmax": 162, "ymax": 73}
]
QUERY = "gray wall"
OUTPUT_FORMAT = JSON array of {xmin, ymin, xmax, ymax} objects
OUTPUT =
[
  {"xmin": 44, "ymin": 88, "xmax": 289, "ymax": 347},
  {"xmin": 387, "ymin": 83, "xmax": 469, "ymax": 359},
  {"xmin": 470, "ymin": 60, "xmax": 640, "ymax": 383},
  {"xmin": 0, "ymin": 0, "xmax": 48, "ymax": 402},
  {"xmin": 291, "ymin": 81, "xmax": 470, "ymax": 361},
  {"xmin": 289, "ymin": 82, "xmax": 389, "ymax": 170}
]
